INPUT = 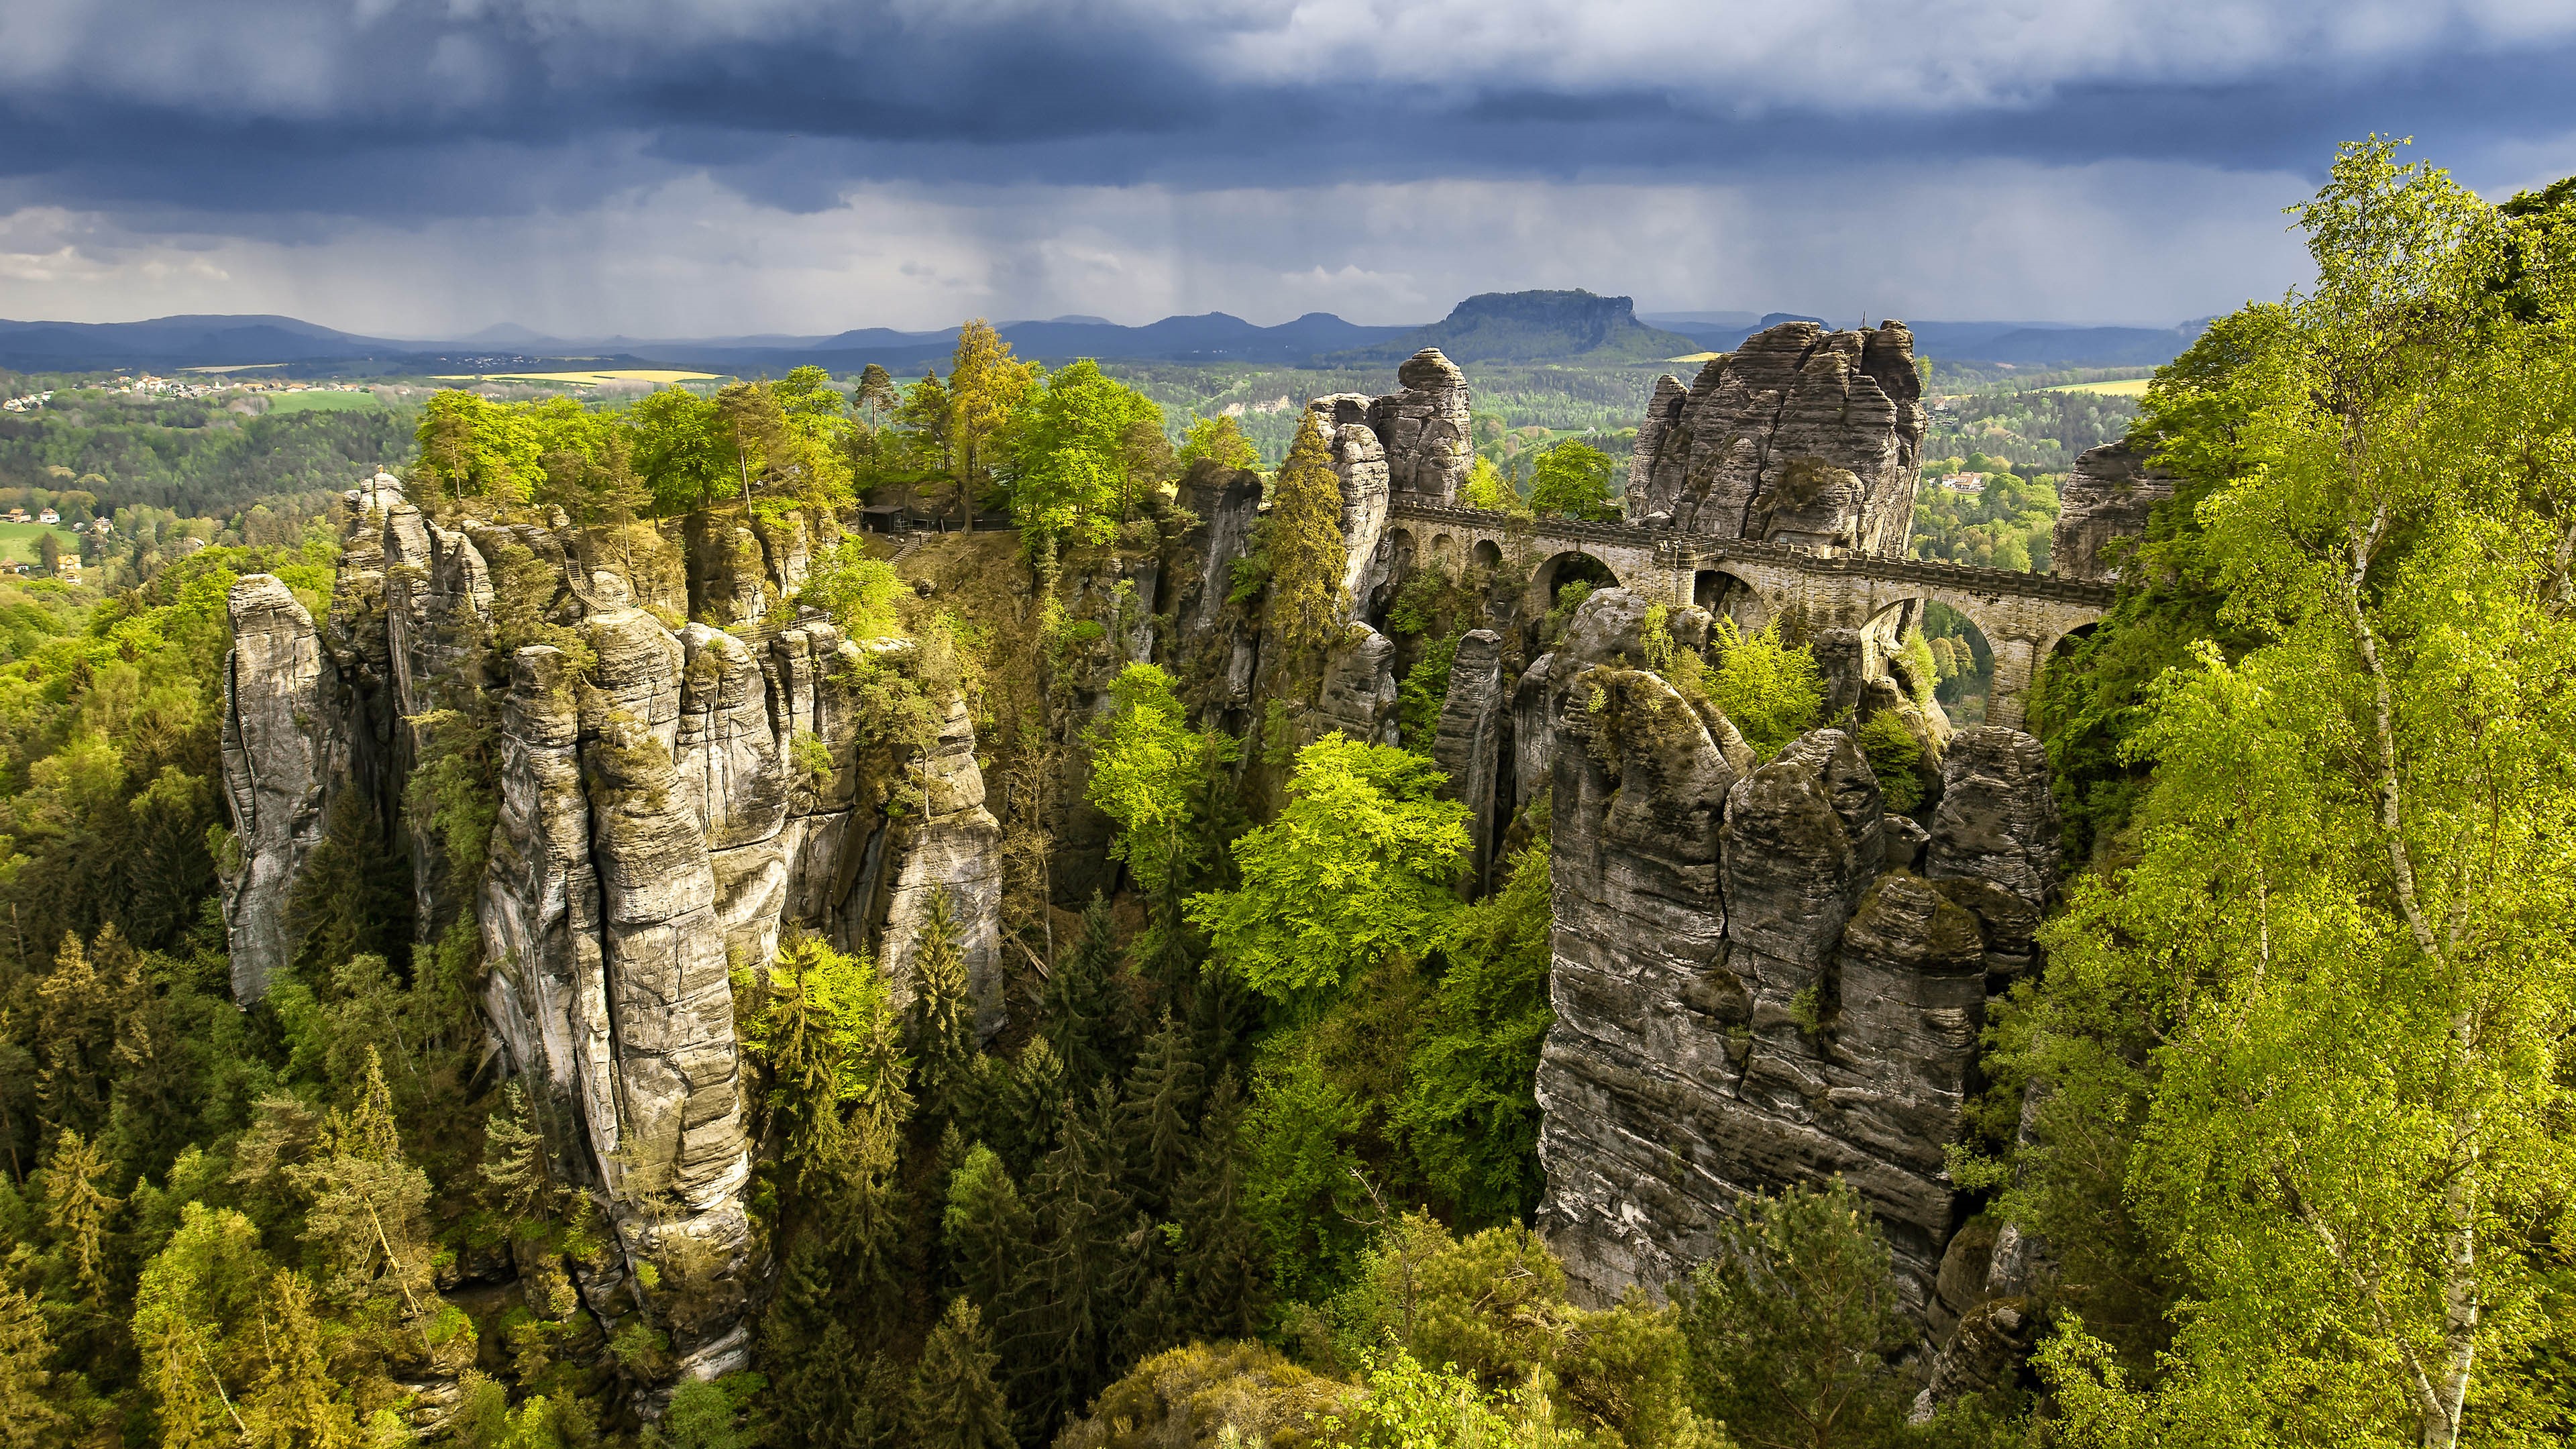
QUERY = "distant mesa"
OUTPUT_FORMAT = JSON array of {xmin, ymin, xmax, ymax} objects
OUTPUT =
[{"xmin": 1327, "ymin": 289, "xmax": 1701, "ymax": 364}]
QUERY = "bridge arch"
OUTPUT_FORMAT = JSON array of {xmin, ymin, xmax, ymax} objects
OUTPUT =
[
  {"xmin": 1532, "ymin": 548, "xmax": 1623, "ymax": 603},
  {"xmin": 1695, "ymin": 567, "xmax": 1768, "ymax": 636}
]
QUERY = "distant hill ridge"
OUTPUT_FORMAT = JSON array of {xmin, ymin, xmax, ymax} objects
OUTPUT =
[
  {"xmin": 0, "ymin": 297, "xmax": 2209, "ymax": 373},
  {"xmin": 1330, "ymin": 290, "xmax": 1701, "ymax": 364}
]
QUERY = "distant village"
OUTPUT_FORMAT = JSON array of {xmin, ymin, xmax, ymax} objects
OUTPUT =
[{"xmin": 3, "ymin": 374, "xmax": 381, "ymax": 411}]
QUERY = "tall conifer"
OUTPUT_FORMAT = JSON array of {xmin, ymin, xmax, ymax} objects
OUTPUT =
[
  {"xmin": 906, "ymin": 888, "xmax": 979, "ymax": 1128},
  {"xmin": 1042, "ymin": 895, "xmax": 1124, "ymax": 1091},
  {"xmin": 1174, "ymin": 1069, "xmax": 1267, "ymax": 1342},
  {"xmin": 1264, "ymin": 409, "xmax": 1348, "ymax": 681},
  {"xmin": 913, "ymin": 1298, "xmax": 1014, "ymax": 1449}
]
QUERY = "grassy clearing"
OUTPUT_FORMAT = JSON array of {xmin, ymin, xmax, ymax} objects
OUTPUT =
[
  {"xmin": 0, "ymin": 521, "xmax": 83, "ymax": 564},
  {"xmin": 2044, "ymin": 377, "xmax": 2153, "ymax": 396},
  {"xmin": 264, "ymin": 390, "xmax": 386, "ymax": 413},
  {"xmin": 431, "ymin": 369, "xmax": 722, "ymax": 385}
]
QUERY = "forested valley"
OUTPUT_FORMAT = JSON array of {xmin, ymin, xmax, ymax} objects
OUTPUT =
[{"xmin": 0, "ymin": 141, "xmax": 2565, "ymax": 1449}]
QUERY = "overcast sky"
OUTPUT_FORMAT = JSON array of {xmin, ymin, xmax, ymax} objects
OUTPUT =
[{"xmin": 3, "ymin": 0, "xmax": 2573, "ymax": 337}]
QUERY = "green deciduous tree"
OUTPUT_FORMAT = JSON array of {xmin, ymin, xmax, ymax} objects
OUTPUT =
[
  {"xmin": 735, "ymin": 937, "xmax": 895, "ymax": 1181},
  {"xmin": 2024, "ymin": 140, "xmax": 2576, "ymax": 1449},
  {"xmin": 1177, "ymin": 415, "xmax": 1260, "ymax": 474},
  {"xmin": 1188, "ymin": 735, "xmax": 1468, "ymax": 1006},
  {"xmin": 1527, "ymin": 438, "xmax": 1619, "ymax": 522},
  {"xmin": 1705, "ymin": 618, "xmax": 1825, "ymax": 759},
  {"xmin": 944, "ymin": 321, "xmax": 1035, "ymax": 529},
  {"xmin": 630, "ymin": 386, "xmax": 733, "ymax": 515},
  {"xmin": 1008, "ymin": 360, "xmax": 1167, "ymax": 551},
  {"xmin": 1398, "ymin": 843, "xmax": 1556, "ymax": 1228}
]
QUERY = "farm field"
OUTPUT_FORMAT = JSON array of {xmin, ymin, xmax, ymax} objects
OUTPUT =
[
  {"xmin": 2045, "ymin": 376, "xmax": 2153, "ymax": 396},
  {"xmin": 0, "ymin": 520, "xmax": 83, "ymax": 564},
  {"xmin": 431, "ymin": 368, "xmax": 720, "ymax": 384},
  {"xmin": 264, "ymin": 390, "xmax": 385, "ymax": 413}
]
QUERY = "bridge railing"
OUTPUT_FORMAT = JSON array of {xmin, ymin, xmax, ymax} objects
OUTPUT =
[{"xmin": 1383, "ymin": 498, "xmax": 2114, "ymax": 607}]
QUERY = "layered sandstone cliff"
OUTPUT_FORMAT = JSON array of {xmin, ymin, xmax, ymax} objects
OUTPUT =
[
  {"xmin": 1498, "ymin": 589, "xmax": 2059, "ymax": 1312},
  {"xmin": 218, "ymin": 485, "xmax": 1005, "ymax": 1383},
  {"xmin": 2051, "ymin": 442, "xmax": 2175, "ymax": 582},
  {"xmin": 1627, "ymin": 321, "xmax": 1927, "ymax": 556}
]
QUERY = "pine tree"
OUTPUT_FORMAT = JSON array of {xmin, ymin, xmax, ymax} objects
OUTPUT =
[
  {"xmin": 1012, "ymin": 1085, "xmax": 1134, "ymax": 1430},
  {"xmin": 286, "ymin": 792, "xmax": 413, "ymax": 980},
  {"xmin": 912, "ymin": 1298, "xmax": 1014, "ymax": 1449},
  {"xmin": 34, "ymin": 930, "xmax": 122, "ymax": 1139},
  {"xmin": 942, "ymin": 1144, "xmax": 1034, "ymax": 1318},
  {"xmin": 1173, "ymin": 1069, "xmax": 1267, "ymax": 1342},
  {"xmin": 284, "ymin": 1050, "xmax": 439, "ymax": 1360},
  {"xmin": 997, "ymin": 1035, "xmax": 1066, "ymax": 1175},
  {"xmin": 1117, "ymin": 1012, "xmax": 1203, "ymax": 1218},
  {"xmin": 0, "ymin": 1286, "xmax": 62, "ymax": 1448},
  {"xmin": 39, "ymin": 1128, "xmax": 120, "ymax": 1306},
  {"xmin": 1042, "ymin": 895, "xmax": 1125, "ymax": 1091},
  {"xmin": 241, "ymin": 1271, "xmax": 361, "ymax": 1449},
  {"xmin": 906, "ymin": 888, "xmax": 979, "ymax": 1128},
  {"xmin": 1265, "ymin": 409, "xmax": 1348, "ymax": 680}
]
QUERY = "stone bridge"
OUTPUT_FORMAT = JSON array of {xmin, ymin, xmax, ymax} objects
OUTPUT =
[{"xmin": 1381, "ymin": 499, "xmax": 2114, "ymax": 728}]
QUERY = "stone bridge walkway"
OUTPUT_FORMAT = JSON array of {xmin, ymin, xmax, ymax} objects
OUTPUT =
[{"xmin": 1382, "ymin": 499, "xmax": 2115, "ymax": 728}]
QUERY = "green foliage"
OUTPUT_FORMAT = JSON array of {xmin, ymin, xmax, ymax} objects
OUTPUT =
[
  {"xmin": 0, "ymin": 394, "xmax": 413, "ymax": 521},
  {"xmin": 2011, "ymin": 140, "xmax": 2576, "ymax": 1447},
  {"xmin": 913, "ymin": 1297, "xmax": 1014, "ymax": 1449},
  {"xmin": 1459, "ymin": 455, "xmax": 1529, "ymax": 516},
  {"xmin": 1676, "ymin": 1179, "xmax": 1916, "ymax": 1449},
  {"xmin": 1264, "ymin": 411, "xmax": 1348, "ymax": 678},
  {"xmin": 1898, "ymin": 627, "xmax": 1940, "ymax": 708},
  {"xmin": 1397, "ymin": 846, "xmax": 1555, "ymax": 1228},
  {"xmin": 734, "ymin": 936, "xmax": 898, "ymax": 1177},
  {"xmin": 629, "ymin": 386, "xmax": 736, "ymax": 514},
  {"xmin": 1175, "ymin": 415, "xmax": 1260, "ymax": 475},
  {"xmin": 1909, "ymin": 468, "xmax": 2059, "ymax": 572},
  {"xmin": 412, "ymin": 389, "xmax": 558, "ymax": 505},
  {"xmin": 1855, "ymin": 710, "xmax": 1927, "ymax": 813},
  {"xmin": 1008, "ymin": 360, "xmax": 1167, "ymax": 551},
  {"xmin": 1921, "ymin": 388, "xmax": 2139, "ymax": 472},
  {"xmin": 1527, "ymin": 439, "xmax": 1620, "ymax": 522},
  {"xmin": 1086, "ymin": 663, "xmax": 1240, "ymax": 906},
  {"xmin": 1189, "ymin": 736, "xmax": 1468, "ymax": 1006},
  {"xmin": 1703, "ymin": 619, "xmax": 1823, "ymax": 759}
]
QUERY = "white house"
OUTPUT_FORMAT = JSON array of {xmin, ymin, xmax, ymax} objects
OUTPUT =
[{"xmin": 37, "ymin": 508, "xmax": 58, "ymax": 525}]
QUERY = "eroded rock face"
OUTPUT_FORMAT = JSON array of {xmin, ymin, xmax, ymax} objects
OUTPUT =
[
  {"xmin": 1432, "ymin": 630, "xmax": 1507, "ymax": 887},
  {"xmin": 2051, "ymin": 443, "xmax": 2174, "ymax": 582},
  {"xmin": 1625, "ymin": 321, "xmax": 1926, "ymax": 556},
  {"xmin": 1533, "ymin": 589, "xmax": 2059, "ymax": 1312},
  {"xmin": 1307, "ymin": 396, "xmax": 1393, "ymax": 612},
  {"xmin": 1370, "ymin": 348, "xmax": 1474, "ymax": 503},
  {"xmin": 219, "ymin": 576, "xmax": 337, "ymax": 1002},
  {"xmin": 217, "ymin": 499, "xmax": 1013, "ymax": 1391}
]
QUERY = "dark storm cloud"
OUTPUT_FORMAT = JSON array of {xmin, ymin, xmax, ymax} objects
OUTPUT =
[{"xmin": 5, "ymin": 0, "xmax": 2575, "ymax": 229}]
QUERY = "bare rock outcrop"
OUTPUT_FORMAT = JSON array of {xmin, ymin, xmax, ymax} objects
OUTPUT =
[
  {"xmin": 1431, "ymin": 629, "xmax": 1507, "ymax": 887},
  {"xmin": 1532, "ymin": 589, "xmax": 2060, "ymax": 1313},
  {"xmin": 219, "ymin": 576, "xmax": 338, "ymax": 1002},
  {"xmin": 1307, "ymin": 395, "xmax": 1393, "ymax": 612},
  {"xmin": 2051, "ymin": 442, "xmax": 2174, "ymax": 582},
  {"xmin": 217, "ymin": 496, "xmax": 1013, "ymax": 1394},
  {"xmin": 1371, "ymin": 348, "xmax": 1474, "ymax": 502},
  {"xmin": 1625, "ymin": 321, "xmax": 1926, "ymax": 556}
]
